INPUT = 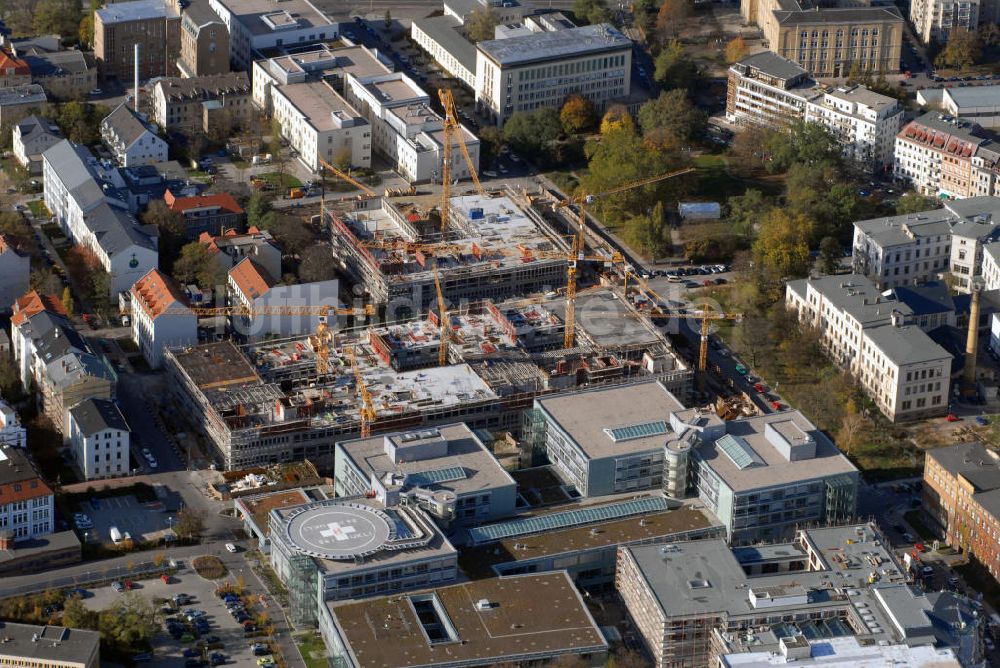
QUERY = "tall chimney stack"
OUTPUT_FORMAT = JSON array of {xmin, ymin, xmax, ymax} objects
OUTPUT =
[
  {"xmin": 134, "ymin": 43, "xmax": 140, "ymax": 112},
  {"xmin": 962, "ymin": 281, "xmax": 982, "ymax": 396}
]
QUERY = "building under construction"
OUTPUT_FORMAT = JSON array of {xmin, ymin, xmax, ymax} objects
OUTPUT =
[
  {"xmin": 164, "ymin": 286, "xmax": 693, "ymax": 471},
  {"xmin": 328, "ymin": 194, "xmax": 578, "ymax": 311}
]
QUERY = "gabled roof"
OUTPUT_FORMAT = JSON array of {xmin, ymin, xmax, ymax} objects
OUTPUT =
[
  {"xmin": 131, "ymin": 268, "xmax": 190, "ymax": 320},
  {"xmin": 86, "ymin": 201, "xmax": 156, "ymax": 256},
  {"xmin": 164, "ymin": 189, "xmax": 243, "ymax": 215},
  {"xmin": 0, "ymin": 48, "xmax": 30, "ymax": 76},
  {"xmin": 68, "ymin": 398, "xmax": 130, "ymax": 435},
  {"xmin": 10, "ymin": 290, "xmax": 65, "ymax": 326},
  {"xmin": 102, "ymin": 102, "xmax": 158, "ymax": 151},
  {"xmin": 14, "ymin": 115, "xmax": 61, "ymax": 143},
  {"xmin": 0, "ymin": 446, "xmax": 51, "ymax": 502},
  {"xmin": 0, "ymin": 234, "xmax": 28, "ymax": 259},
  {"xmin": 229, "ymin": 257, "xmax": 275, "ymax": 301},
  {"xmin": 23, "ymin": 50, "xmax": 90, "ymax": 77},
  {"xmin": 41, "ymin": 140, "xmax": 106, "ymax": 214}
]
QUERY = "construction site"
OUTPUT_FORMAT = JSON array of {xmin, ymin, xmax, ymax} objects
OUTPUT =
[{"xmin": 328, "ymin": 193, "xmax": 579, "ymax": 310}]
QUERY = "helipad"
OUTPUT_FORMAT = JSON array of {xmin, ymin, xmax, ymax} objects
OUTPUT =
[{"xmin": 282, "ymin": 501, "xmax": 395, "ymax": 560}]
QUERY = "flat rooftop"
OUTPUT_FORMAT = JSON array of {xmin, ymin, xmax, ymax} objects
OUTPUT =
[
  {"xmin": 460, "ymin": 504, "xmax": 719, "ymax": 577},
  {"xmin": 366, "ymin": 77, "xmax": 425, "ymax": 105},
  {"xmin": 697, "ymin": 411, "xmax": 858, "ymax": 493},
  {"xmin": 536, "ymin": 381, "xmax": 684, "ymax": 460},
  {"xmin": 721, "ymin": 634, "xmax": 960, "ymax": 667},
  {"xmin": 274, "ymin": 81, "xmax": 365, "ymax": 132},
  {"xmin": 825, "ymin": 85, "xmax": 899, "ymax": 113},
  {"xmin": 328, "ymin": 572, "xmax": 607, "ymax": 667},
  {"xmin": 0, "ymin": 623, "xmax": 98, "ymax": 664},
  {"xmin": 549, "ymin": 287, "xmax": 662, "ymax": 349},
  {"xmin": 96, "ymin": 0, "xmax": 178, "ymax": 23},
  {"xmin": 945, "ymin": 84, "xmax": 1000, "ymax": 109},
  {"xmin": 237, "ymin": 488, "xmax": 312, "ymax": 535},
  {"xmin": 170, "ymin": 340, "xmax": 261, "ymax": 391},
  {"xmin": 337, "ymin": 422, "xmax": 516, "ymax": 497},
  {"xmin": 338, "ymin": 195, "xmax": 568, "ymax": 284},
  {"xmin": 213, "ymin": 0, "xmax": 333, "ymax": 37},
  {"xmin": 262, "ymin": 45, "xmax": 390, "ymax": 80},
  {"xmin": 478, "ymin": 23, "xmax": 630, "ymax": 67}
]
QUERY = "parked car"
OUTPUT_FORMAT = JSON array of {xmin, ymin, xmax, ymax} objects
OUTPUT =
[
  {"xmin": 111, "ymin": 582, "xmax": 125, "ymax": 593},
  {"xmin": 183, "ymin": 648, "xmax": 201, "ymax": 658},
  {"xmin": 225, "ymin": 543, "xmax": 237, "ymax": 553}
]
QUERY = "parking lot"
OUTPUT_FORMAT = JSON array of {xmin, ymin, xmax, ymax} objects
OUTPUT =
[
  {"xmin": 72, "ymin": 494, "xmax": 174, "ymax": 546},
  {"xmin": 83, "ymin": 564, "xmax": 274, "ymax": 668}
]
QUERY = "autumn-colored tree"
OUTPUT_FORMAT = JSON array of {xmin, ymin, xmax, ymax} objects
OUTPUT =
[
  {"xmin": 725, "ymin": 36, "xmax": 748, "ymax": 63},
  {"xmin": 559, "ymin": 94, "xmax": 597, "ymax": 134},
  {"xmin": 599, "ymin": 104, "xmax": 635, "ymax": 135},
  {"xmin": 61, "ymin": 286, "xmax": 73, "ymax": 317},
  {"xmin": 465, "ymin": 6, "xmax": 500, "ymax": 42},
  {"xmin": 655, "ymin": 0, "xmax": 691, "ymax": 42},
  {"xmin": 935, "ymin": 27, "xmax": 981, "ymax": 70},
  {"xmin": 752, "ymin": 208, "xmax": 813, "ymax": 288}
]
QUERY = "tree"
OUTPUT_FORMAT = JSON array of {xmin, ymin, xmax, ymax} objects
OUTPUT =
[
  {"xmin": 466, "ymin": 6, "xmax": 499, "ymax": 42},
  {"xmin": 141, "ymin": 199, "xmax": 186, "ymax": 273},
  {"xmin": 752, "ymin": 208, "xmax": 813, "ymax": 292},
  {"xmin": 935, "ymin": 28, "xmax": 981, "ymax": 70},
  {"xmin": 572, "ymin": 0, "xmax": 611, "ymax": 25},
  {"xmin": 765, "ymin": 120, "xmax": 842, "ymax": 173},
  {"xmin": 653, "ymin": 40, "xmax": 698, "ymax": 90},
  {"xmin": 624, "ymin": 201, "xmax": 670, "ymax": 257},
  {"xmin": 896, "ymin": 193, "xmax": 940, "ymax": 215},
  {"xmin": 0, "ymin": 211, "xmax": 35, "ymax": 250},
  {"xmin": 502, "ymin": 108, "xmax": 561, "ymax": 160},
  {"xmin": 980, "ymin": 23, "xmax": 1000, "ymax": 48},
  {"xmin": 61, "ymin": 286, "xmax": 73, "ymax": 317},
  {"xmin": 725, "ymin": 36, "xmax": 748, "ymax": 63},
  {"xmin": 637, "ymin": 89, "xmax": 706, "ymax": 145},
  {"xmin": 33, "ymin": 0, "xmax": 82, "ymax": 43},
  {"xmin": 0, "ymin": 356, "xmax": 22, "ymax": 402},
  {"xmin": 560, "ymin": 94, "xmax": 597, "ymax": 135},
  {"xmin": 98, "ymin": 593, "xmax": 161, "ymax": 652},
  {"xmin": 332, "ymin": 146, "xmax": 353, "ymax": 171},
  {"xmin": 655, "ymin": 0, "xmax": 691, "ymax": 42},
  {"xmin": 30, "ymin": 267, "xmax": 62, "ymax": 295},
  {"xmin": 173, "ymin": 507, "xmax": 204, "ymax": 541},
  {"xmin": 246, "ymin": 191, "xmax": 274, "ymax": 229},
  {"xmin": 384, "ymin": 9, "xmax": 392, "ymax": 29},
  {"xmin": 726, "ymin": 189, "xmax": 768, "ymax": 242},
  {"xmin": 61, "ymin": 595, "xmax": 98, "ymax": 630},
  {"xmin": 819, "ymin": 236, "xmax": 841, "ymax": 275},
  {"xmin": 599, "ymin": 104, "xmax": 635, "ymax": 135},
  {"xmin": 477, "ymin": 125, "xmax": 504, "ymax": 167},
  {"xmin": 173, "ymin": 243, "xmax": 225, "ymax": 289},
  {"xmin": 298, "ymin": 244, "xmax": 338, "ymax": 283},
  {"xmin": 728, "ymin": 124, "xmax": 775, "ymax": 176},
  {"xmin": 266, "ymin": 214, "xmax": 314, "ymax": 256}
]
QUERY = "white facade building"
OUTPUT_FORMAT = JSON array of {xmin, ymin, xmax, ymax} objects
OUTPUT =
[
  {"xmin": 410, "ymin": 16, "xmax": 477, "ymax": 89},
  {"xmin": 228, "ymin": 257, "xmax": 339, "ymax": 340},
  {"xmin": 0, "ymin": 401, "xmax": 27, "ymax": 449},
  {"xmin": 910, "ymin": 0, "xmax": 978, "ymax": 44},
  {"xmin": 804, "ymin": 85, "xmax": 903, "ymax": 169},
  {"xmin": 206, "ymin": 0, "xmax": 336, "ymax": 72},
  {"xmin": 66, "ymin": 398, "xmax": 131, "ymax": 480},
  {"xmin": 11, "ymin": 115, "xmax": 62, "ymax": 174},
  {"xmin": 475, "ymin": 23, "xmax": 631, "ymax": 126},
  {"xmin": 344, "ymin": 73, "xmax": 479, "ymax": 183},
  {"xmin": 271, "ymin": 79, "xmax": 370, "ymax": 172},
  {"xmin": 130, "ymin": 268, "xmax": 197, "ymax": 369},
  {"xmin": 0, "ymin": 445, "xmax": 54, "ymax": 541},
  {"xmin": 786, "ymin": 274, "xmax": 952, "ymax": 421},
  {"xmin": 726, "ymin": 51, "xmax": 817, "ymax": 128},
  {"xmin": 100, "ymin": 102, "xmax": 168, "ymax": 168}
]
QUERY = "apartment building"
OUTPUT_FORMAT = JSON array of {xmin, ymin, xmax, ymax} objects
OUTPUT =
[
  {"xmin": 227, "ymin": 257, "xmax": 338, "ymax": 340},
  {"xmin": 0, "ymin": 624, "xmax": 99, "ymax": 668},
  {"xmin": 0, "ymin": 48, "xmax": 30, "ymax": 87},
  {"xmin": 10, "ymin": 291, "xmax": 68, "ymax": 388},
  {"xmin": 804, "ymin": 85, "xmax": 903, "ymax": 169},
  {"xmin": 12, "ymin": 115, "xmax": 62, "ymax": 175},
  {"xmin": 164, "ymin": 189, "xmax": 244, "ymax": 239},
  {"xmin": 100, "ymin": 102, "xmax": 169, "ymax": 167},
  {"xmin": 94, "ymin": 0, "xmax": 181, "ymax": 81},
  {"xmin": 177, "ymin": 0, "xmax": 229, "ymax": 78},
  {"xmin": 0, "ymin": 235, "xmax": 29, "ymax": 313},
  {"xmin": 741, "ymin": 0, "xmax": 903, "ymax": 76},
  {"xmin": 910, "ymin": 0, "xmax": 978, "ymax": 44},
  {"xmin": 411, "ymin": 15, "xmax": 477, "ymax": 89},
  {"xmin": 894, "ymin": 113, "xmax": 993, "ymax": 199},
  {"xmin": 130, "ymin": 268, "xmax": 197, "ymax": 369},
  {"xmin": 475, "ymin": 23, "xmax": 631, "ymax": 126},
  {"xmin": 922, "ymin": 442, "xmax": 1000, "ymax": 582},
  {"xmin": 0, "ymin": 401, "xmax": 27, "ymax": 449},
  {"xmin": 726, "ymin": 52, "xmax": 816, "ymax": 128},
  {"xmin": 270, "ymin": 78, "xmax": 370, "ymax": 172},
  {"xmin": 319, "ymin": 573, "xmax": 608, "ymax": 668},
  {"xmin": 617, "ymin": 524, "xmax": 978, "ymax": 668},
  {"xmin": 0, "ymin": 445, "xmax": 54, "ymax": 541},
  {"xmin": 151, "ymin": 72, "xmax": 252, "ymax": 134},
  {"xmin": 851, "ymin": 196, "xmax": 1000, "ymax": 292},
  {"xmin": 344, "ymin": 72, "xmax": 479, "ymax": 183},
  {"xmin": 0, "ymin": 85, "xmax": 47, "ymax": 126},
  {"xmin": 206, "ymin": 0, "xmax": 337, "ymax": 73},
  {"xmin": 786, "ymin": 274, "xmax": 952, "ymax": 421},
  {"xmin": 334, "ymin": 423, "xmax": 517, "ymax": 527},
  {"xmin": 22, "ymin": 49, "xmax": 96, "ymax": 100},
  {"xmin": 66, "ymin": 398, "xmax": 131, "ymax": 480}
]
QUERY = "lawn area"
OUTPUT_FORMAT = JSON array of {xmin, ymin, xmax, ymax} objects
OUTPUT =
[
  {"xmin": 545, "ymin": 169, "xmax": 582, "ymax": 195},
  {"xmin": 904, "ymin": 509, "xmax": 940, "ymax": 542},
  {"xmin": 27, "ymin": 200, "xmax": 50, "ymax": 219},
  {"xmin": 691, "ymin": 154, "xmax": 784, "ymax": 200},
  {"xmin": 258, "ymin": 172, "xmax": 303, "ymax": 189},
  {"xmin": 295, "ymin": 633, "xmax": 329, "ymax": 668}
]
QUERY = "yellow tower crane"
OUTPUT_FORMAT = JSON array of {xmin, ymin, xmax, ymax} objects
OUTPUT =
[
  {"xmin": 432, "ymin": 261, "xmax": 449, "ymax": 366},
  {"xmin": 437, "ymin": 88, "xmax": 485, "ymax": 235},
  {"xmin": 623, "ymin": 270, "xmax": 742, "ymax": 391},
  {"xmin": 346, "ymin": 345, "xmax": 377, "ymax": 438},
  {"xmin": 317, "ymin": 156, "xmax": 377, "ymax": 227}
]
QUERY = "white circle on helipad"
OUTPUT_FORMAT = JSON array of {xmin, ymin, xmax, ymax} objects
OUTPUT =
[{"xmin": 284, "ymin": 502, "xmax": 393, "ymax": 560}]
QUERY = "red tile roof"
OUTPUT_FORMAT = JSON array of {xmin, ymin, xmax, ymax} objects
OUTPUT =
[
  {"xmin": 229, "ymin": 257, "xmax": 274, "ymax": 301},
  {"xmin": 164, "ymin": 189, "xmax": 243, "ymax": 215},
  {"xmin": 130, "ymin": 268, "xmax": 190, "ymax": 320},
  {"xmin": 0, "ymin": 49, "xmax": 30, "ymax": 76},
  {"xmin": 11, "ymin": 290, "xmax": 66, "ymax": 326}
]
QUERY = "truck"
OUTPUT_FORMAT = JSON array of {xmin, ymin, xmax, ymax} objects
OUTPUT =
[
  {"xmin": 288, "ymin": 187, "xmax": 304, "ymax": 199},
  {"xmin": 250, "ymin": 153, "xmax": 272, "ymax": 166}
]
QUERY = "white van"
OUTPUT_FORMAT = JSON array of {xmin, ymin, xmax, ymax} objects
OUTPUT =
[{"xmin": 110, "ymin": 526, "xmax": 123, "ymax": 544}]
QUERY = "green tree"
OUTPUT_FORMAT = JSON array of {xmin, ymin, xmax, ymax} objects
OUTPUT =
[
  {"xmin": 560, "ymin": 94, "xmax": 597, "ymax": 134},
  {"xmin": 935, "ymin": 27, "xmax": 981, "ymax": 70},
  {"xmin": 637, "ymin": 89, "xmax": 706, "ymax": 145},
  {"xmin": 477, "ymin": 125, "xmax": 504, "ymax": 167},
  {"xmin": 298, "ymin": 244, "xmax": 338, "ymax": 283},
  {"xmin": 726, "ymin": 189, "xmax": 768, "ymax": 243},
  {"xmin": 173, "ymin": 507, "xmax": 204, "ymax": 541},
  {"xmin": 246, "ymin": 191, "xmax": 274, "ymax": 229},
  {"xmin": 141, "ymin": 199, "xmax": 186, "ymax": 273},
  {"xmin": 173, "ymin": 243, "xmax": 225, "ymax": 289},
  {"xmin": 33, "ymin": 0, "xmax": 81, "ymax": 43},
  {"xmin": 653, "ymin": 40, "xmax": 698, "ymax": 90},
  {"xmin": 0, "ymin": 211, "xmax": 35, "ymax": 250},
  {"xmin": 0, "ymin": 356, "xmax": 22, "ymax": 402},
  {"xmin": 752, "ymin": 208, "xmax": 813, "ymax": 290},
  {"xmin": 98, "ymin": 593, "xmax": 161, "ymax": 651},
  {"xmin": 624, "ymin": 201, "xmax": 669, "ymax": 257},
  {"xmin": 465, "ymin": 6, "xmax": 499, "ymax": 42},
  {"xmin": 61, "ymin": 595, "xmax": 98, "ymax": 630},
  {"xmin": 572, "ymin": 0, "xmax": 611, "ymax": 25},
  {"xmin": 895, "ymin": 193, "xmax": 940, "ymax": 215},
  {"xmin": 819, "ymin": 236, "xmax": 841, "ymax": 275},
  {"xmin": 765, "ymin": 120, "xmax": 842, "ymax": 172},
  {"xmin": 502, "ymin": 108, "xmax": 561, "ymax": 160}
]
